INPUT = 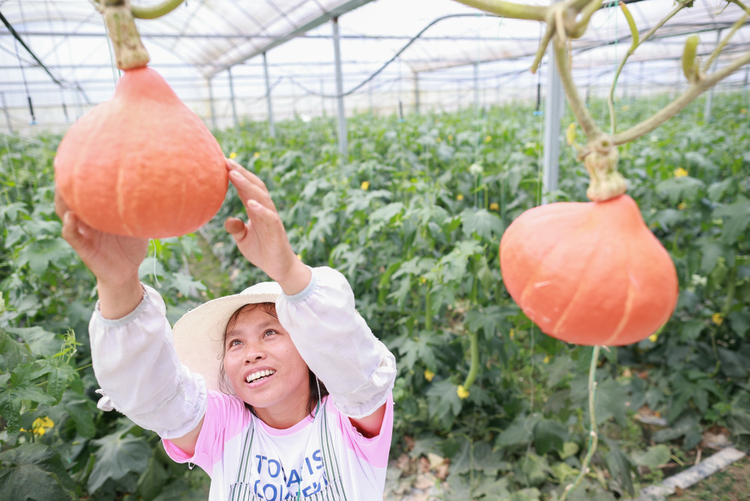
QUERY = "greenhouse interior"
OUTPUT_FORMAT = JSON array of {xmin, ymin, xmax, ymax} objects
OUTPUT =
[{"xmin": 1, "ymin": 0, "xmax": 749, "ymax": 499}]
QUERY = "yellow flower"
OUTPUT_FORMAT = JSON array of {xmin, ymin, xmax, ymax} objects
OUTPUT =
[
  {"xmin": 253, "ymin": 152, "xmax": 260, "ymax": 158},
  {"xmin": 678, "ymin": 202, "xmax": 687, "ymax": 210},
  {"xmin": 566, "ymin": 123, "xmax": 577, "ymax": 146},
  {"xmin": 484, "ymin": 135, "xmax": 492, "ymax": 143},
  {"xmin": 229, "ymin": 152, "xmax": 237, "ymax": 160},
  {"xmin": 296, "ymin": 253, "xmax": 303, "ymax": 260},
  {"xmin": 448, "ymin": 135, "xmax": 453, "ymax": 141},
  {"xmin": 456, "ymin": 194, "xmax": 464, "ymax": 201},
  {"xmin": 489, "ymin": 202, "xmax": 500, "ymax": 211},
  {"xmin": 712, "ymin": 313, "xmax": 723, "ymax": 325},
  {"xmin": 32, "ymin": 416, "xmax": 54, "ymax": 437},
  {"xmin": 436, "ymin": 137, "xmax": 442, "ymax": 143},
  {"xmin": 424, "ymin": 369, "xmax": 435, "ymax": 382},
  {"xmin": 674, "ymin": 167, "xmax": 688, "ymax": 178},
  {"xmin": 509, "ymin": 328, "xmax": 515, "ymax": 339},
  {"xmin": 543, "ymin": 355, "xmax": 550, "ymax": 364},
  {"xmin": 361, "ymin": 181, "xmax": 370, "ymax": 191},
  {"xmin": 741, "ymin": 108, "xmax": 747, "ymax": 114},
  {"xmin": 622, "ymin": 105, "xmax": 630, "ymax": 111},
  {"xmin": 420, "ymin": 277, "xmax": 426, "ymax": 284},
  {"xmin": 648, "ymin": 333, "xmax": 658, "ymax": 343},
  {"xmin": 457, "ymin": 385, "xmax": 470, "ymax": 399}
]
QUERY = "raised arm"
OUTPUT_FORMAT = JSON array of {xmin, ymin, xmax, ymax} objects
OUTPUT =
[{"xmin": 224, "ymin": 161, "xmax": 397, "ymax": 435}]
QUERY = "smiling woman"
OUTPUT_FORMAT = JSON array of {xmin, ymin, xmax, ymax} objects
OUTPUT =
[
  {"xmin": 219, "ymin": 302, "xmax": 330, "ymax": 417},
  {"xmin": 57, "ymin": 158, "xmax": 397, "ymax": 501}
]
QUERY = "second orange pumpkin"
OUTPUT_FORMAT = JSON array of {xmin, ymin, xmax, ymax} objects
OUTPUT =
[{"xmin": 499, "ymin": 195, "xmax": 678, "ymax": 346}]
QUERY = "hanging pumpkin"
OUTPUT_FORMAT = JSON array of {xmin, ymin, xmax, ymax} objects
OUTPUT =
[
  {"xmin": 499, "ymin": 193, "xmax": 678, "ymax": 346},
  {"xmin": 54, "ymin": 0, "xmax": 227, "ymax": 239}
]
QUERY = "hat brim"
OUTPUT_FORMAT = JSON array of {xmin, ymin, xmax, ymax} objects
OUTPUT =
[{"xmin": 172, "ymin": 285, "xmax": 280, "ymax": 393}]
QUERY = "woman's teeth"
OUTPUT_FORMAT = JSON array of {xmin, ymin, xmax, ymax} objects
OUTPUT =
[{"xmin": 246, "ymin": 369, "xmax": 276, "ymax": 383}]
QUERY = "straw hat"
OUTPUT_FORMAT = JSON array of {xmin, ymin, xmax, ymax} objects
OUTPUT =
[{"xmin": 172, "ymin": 281, "xmax": 281, "ymax": 392}]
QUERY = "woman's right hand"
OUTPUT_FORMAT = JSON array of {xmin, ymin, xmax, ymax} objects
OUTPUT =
[{"xmin": 56, "ymin": 191, "xmax": 149, "ymax": 318}]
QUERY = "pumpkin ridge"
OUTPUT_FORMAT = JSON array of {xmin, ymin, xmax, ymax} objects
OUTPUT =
[
  {"xmin": 115, "ymin": 98, "xmax": 138, "ymax": 237},
  {"xmin": 546, "ymin": 220, "xmax": 605, "ymax": 337},
  {"xmin": 71, "ymin": 109, "xmax": 107, "ymax": 218},
  {"xmin": 602, "ymin": 238, "xmax": 637, "ymax": 345}
]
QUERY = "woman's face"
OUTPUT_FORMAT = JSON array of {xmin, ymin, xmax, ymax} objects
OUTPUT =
[{"xmin": 223, "ymin": 306, "xmax": 311, "ymax": 423}]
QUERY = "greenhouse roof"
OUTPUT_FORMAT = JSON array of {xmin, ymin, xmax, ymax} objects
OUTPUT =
[{"xmin": 0, "ymin": 0, "xmax": 748, "ymax": 132}]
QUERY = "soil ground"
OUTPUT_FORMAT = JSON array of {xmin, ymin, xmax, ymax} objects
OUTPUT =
[{"xmin": 670, "ymin": 456, "xmax": 750, "ymax": 501}]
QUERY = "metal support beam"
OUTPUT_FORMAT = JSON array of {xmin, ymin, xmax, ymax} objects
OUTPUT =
[
  {"xmin": 263, "ymin": 52, "xmax": 275, "ymax": 138},
  {"xmin": 542, "ymin": 37, "xmax": 565, "ymax": 204},
  {"xmin": 1, "ymin": 93, "xmax": 12, "ymax": 133},
  {"xmin": 413, "ymin": 72, "xmax": 420, "ymax": 115},
  {"xmin": 321, "ymin": 79, "xmax": 326, "ymax": 117},
  {"xmin": 207, "ymin": 77, "xmax": 217, "ymax": 130},
  {"xmin": 705, "ymin": 29, "xmax": 722, "ymax": 122},
  {"xmin": 228, "ymin": 67, "xmax": 238, "ymax": 128},
  {"xmin": 473, "ymin": 63, "xmax": 480, "ymax": 110},
  {"xmin": 332, "ymin": 17, "xmax": 348, "ymax": 160}
]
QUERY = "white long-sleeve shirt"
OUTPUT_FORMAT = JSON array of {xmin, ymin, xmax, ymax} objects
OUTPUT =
[{"xmin": 89, "ymin": 266, "xmax": 397, "ymax": 500}]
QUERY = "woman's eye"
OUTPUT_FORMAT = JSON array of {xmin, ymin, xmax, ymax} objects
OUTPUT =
[
  {"xmin": 264, "ymin": 330, "xmax": 276, "ymax": 338},
  {"xmin": 230, "ymin": 339, "xmax": 242, "ymax": 347}
]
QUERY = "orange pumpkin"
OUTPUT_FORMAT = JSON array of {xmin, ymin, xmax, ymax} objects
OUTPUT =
[
  {"xmin": 55, "ymin": 67, "xmax": 227, "ymax": 239},
  {"xmin": 499, "ymin": 195, "xmax": 678, "ymax": 346}
]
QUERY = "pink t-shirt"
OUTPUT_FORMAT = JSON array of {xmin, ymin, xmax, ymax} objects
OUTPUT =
[{"xmin": 163, "ymin": 390, "xmax": 393, "ymax": 501}]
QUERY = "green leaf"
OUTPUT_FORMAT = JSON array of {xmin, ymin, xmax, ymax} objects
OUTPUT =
[
  {"xmin": 728, "ymin": 310, "xmax": 750, "ymax": 337},
  {"xmin": 425, "ymin": 379, "xmax": 462, "ymax": 429},
  {"xmin": 460, "ymin": 208, "xmax": 504, "ymax": 240},
  {"xmin": 508, "ymin": 488, "xmax": 541, "ymax": 501},
  {"xmin": 473, "ymin": 476, "xmax": 511, "ymax": 499},
  {"xmin": 712, "ymin": 195, "xmax": 750, "ymax": 244},
  {"xmin": 652, "ymin": 412, "xmax": 702, "ymax": 450},
  {"xmin": 4, "ymin": 326, "xmax": 60, "ymax": 357},
  {"xmin": 88, "ymin": 431, "xmax": 151, "ymax": 493},
  {"xmin": 604, "ymin": 440, "xmax": 635, "ymax": 497},
  {"xmin": 631, "ymin": 445, "xmax": 671, "ymax": 469},
  {"xmin": 139, "ymin": 257, "xmax": 167, "ymax": 279},
  {"xmin": 0, "ymin": 444, "xmax": 74, "ymax": 501},
  {"xmin": 65, "ymin": 398, "xmax": 97, "ymax": 439},
  {"xmin": 169, "ymin": 272, "xmax": 206, "ymax": 297},
  {"xmin": 46, "ymin": 365, "xmax": 76, "ymax": 404},
  {"xmin": 518, "ymin": 452, "xmax": 549, "ymax": 487},
  {"xmin": 472, "ymin": 442, "xmax": 512, "ymax": 475},
  {"xmin": 152, "ymin": 478, "xmax": 208, "ymax": 501},
  {"xmin": 533, "ymin": 419, "xmax": 568, "ymax": 455},
  {"xmin": 559, "ymin": 441, "xmax": 579, "ymax": 460},
  {"xmin": 496, "ymin": 414, "xmax": 541, "ymax": 449},
  {"xmin": 16, "ymin": 237, "xmax": 72, "ymax": 275},
  {"xmin": 137, "ymin": 456, "xmax": 170, "ymax": 501},
  {"xmin": 656, "ymin": 176, "xmax": 705, "ymax": 204},
  {"xmin": 550, "ymin": 461, "xmax": 580, "ymax": 483},
  {"xmin": 680, "ymin": 320, "xmax": 705, "ymax": 342},
  {"xmin": 543, "ymin": 354, "xmax": 575, "ymax": 388},
  {"xmin": 593, "ymin": 379, "xmax": 629, "ymax": 427},
  {"xmin": 0, "ymin": 331, "xmax": 32, "ymax": 371}
]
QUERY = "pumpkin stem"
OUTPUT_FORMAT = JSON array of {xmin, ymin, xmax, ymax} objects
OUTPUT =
[
  {"xmin": 559, "ymin": 345, "xmax": 600, "ymax": 501},
  {"xmin": 580, "ymin": 138, "xmax": 627, "ymax": 202},
  {"xmin": 100, "ymin": 0, "xmax": 150, "ymax": 71}
]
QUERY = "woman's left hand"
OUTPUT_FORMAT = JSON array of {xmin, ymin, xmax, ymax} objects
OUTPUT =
[{"xmin": 224, "ymin": 159, "xmax": 311, "ymax": 295}]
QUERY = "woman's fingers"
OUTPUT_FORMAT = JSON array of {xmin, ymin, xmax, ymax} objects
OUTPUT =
[
  {"xmin": 226, "ymin": 160, "xmax": 276, "ymax": 212},
  {"xmin": 224, "ymin": 217, "xmax": 248, "ymax": 243},
  {"xmin": 226, "ymin": 158, "xmax": 267, "ymax": 191}
]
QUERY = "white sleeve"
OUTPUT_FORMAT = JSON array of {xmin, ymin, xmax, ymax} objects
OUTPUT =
[
  {"xmin": 89, "ymin": 284, "xmax": 207, "ymax": 440},
  {"xmin": 276, "ymin": 266, "xmax": 397, "ymax": 419}
]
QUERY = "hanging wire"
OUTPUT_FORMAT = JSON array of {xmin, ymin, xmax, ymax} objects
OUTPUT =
[{"xmin": 0, "ymin": 11, "xmax": 93, "ymax": 105}]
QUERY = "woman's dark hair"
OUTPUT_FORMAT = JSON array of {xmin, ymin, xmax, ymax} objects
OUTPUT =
[{"xmin": 218, "ymin": 302, "xmax": 328, "ymax": 416}]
